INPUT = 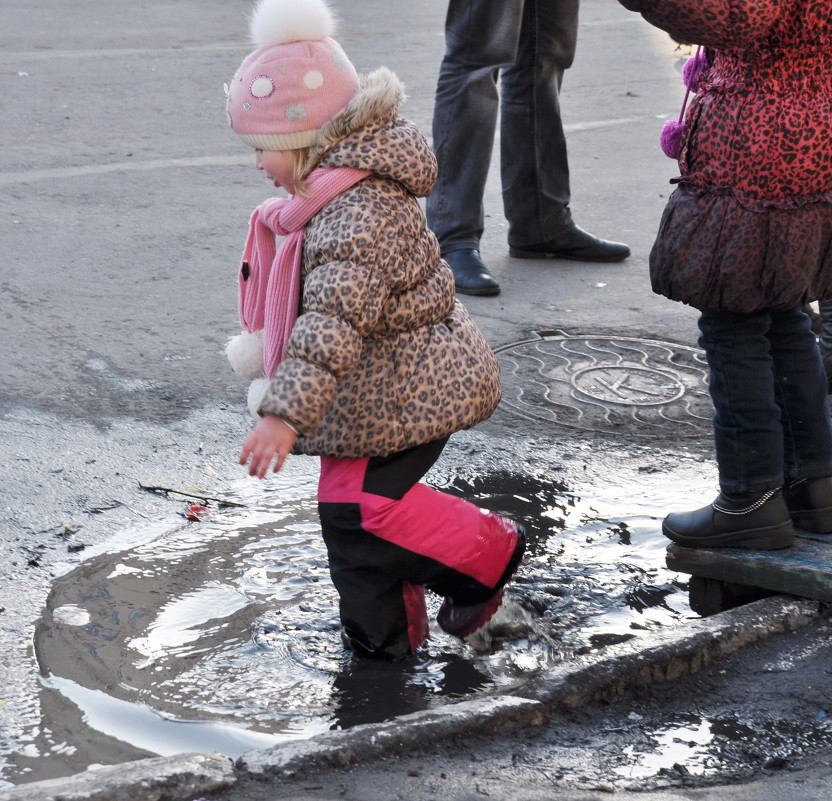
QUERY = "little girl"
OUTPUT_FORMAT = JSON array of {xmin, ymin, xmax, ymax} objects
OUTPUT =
[
  {"xmin": 224, "ymin": 0, "xmax": 524, "ymax": 659},
  {"xmin": 618, "ymin": 0, "xmax": 832, "ymax": 548}
]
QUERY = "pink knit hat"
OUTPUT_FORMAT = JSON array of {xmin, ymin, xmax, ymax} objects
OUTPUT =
[{"xmin": 226, "ymin": 0, "xmax": 360, "ymax": 151}]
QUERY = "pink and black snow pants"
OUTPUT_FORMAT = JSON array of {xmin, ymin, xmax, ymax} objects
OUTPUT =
[{"xmin": 318, "ymin": 438, "xmax": 523, "ymax": 660}]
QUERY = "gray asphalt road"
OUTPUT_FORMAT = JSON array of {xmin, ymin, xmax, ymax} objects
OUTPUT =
[
  {"xmin": 0, "ymin": 0, "xmax": 696, "ymax": 539},
  {"xmin": 3, "ymin": 1, "xmax": 832, "ymax": 799}
]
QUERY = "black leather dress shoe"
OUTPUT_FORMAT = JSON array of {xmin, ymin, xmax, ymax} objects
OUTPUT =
[
  {"xmin": 509, "ymin": 225, "xmax": 630, "ymax": 263},
  {"xmin": 662, "ymin": 488, "xmax": 794, "ymax": 550},
  {"xmin": 444, "ymin": 249, "xmax": 500, "ymax": 296}
]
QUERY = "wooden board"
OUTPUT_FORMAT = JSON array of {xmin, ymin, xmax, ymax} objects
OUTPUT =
[{"xmin": 666, "ymin": 533, "xmax": 832, "ymax": 603}]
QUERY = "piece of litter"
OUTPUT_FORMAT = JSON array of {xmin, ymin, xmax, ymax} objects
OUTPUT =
[
  {"xmin": 55, "ymin": 523, "xmax": 77, "ymax": 537},
  {"xmin": 184, "ymin": 504, "xmax": 211, "ymax": 522}
]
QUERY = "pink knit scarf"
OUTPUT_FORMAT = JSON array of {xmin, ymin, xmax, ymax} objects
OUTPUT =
[{"xmin": 238, "ymin": 166, "xmax": 370, "ymax": 379}]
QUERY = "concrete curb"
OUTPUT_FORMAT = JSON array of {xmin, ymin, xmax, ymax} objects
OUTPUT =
[
  {"xmin": 0, "ymin": 596, "xmax": 826, "ymax": 801},
  {"xmin": 523, "ymin": 595, "xmax": 825, "ymax": 710},
  {"xmin": 0, "ymin": 753, "xmax": 236, "ymax": 801},
  {"xmin": 238, "ymin": 695, "xmax": 548, "ymax": 780}
]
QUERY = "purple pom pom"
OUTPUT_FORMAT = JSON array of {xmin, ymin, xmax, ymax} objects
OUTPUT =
[
  {"xmin": 660, "ymin": 46, "xmax": 703, "ymax": 159},
  {"xmin": 660, "ymin": 119, "xmax": 685, "ymax": 159},
  {"xmin": 682, "ymin": 48, "xmax": 708, "ymax": 91}
]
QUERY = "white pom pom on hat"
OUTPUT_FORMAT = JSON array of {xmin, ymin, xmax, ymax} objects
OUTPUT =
[
  {"xmin": 248, "ymin": 0, "xmax": 335, "ymax": 48},
  {"xmin": 227, "ymin": 0, "xmax": 360, "ymax": 151}
]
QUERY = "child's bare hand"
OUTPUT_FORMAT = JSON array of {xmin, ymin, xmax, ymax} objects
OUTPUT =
[{"xmin": 239, "ymin": 414, "xmax": 298, "ymax": 479}]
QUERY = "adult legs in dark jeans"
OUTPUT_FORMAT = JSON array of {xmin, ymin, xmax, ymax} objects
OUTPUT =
[
  {"xmin": 818, "ymin": 299, "xmax": 832, "ymax": 391},
  {"xmin": 500, "ymin": 0, "xmax": 577, "ymax": 249},
  {"xmin": 427, "ymin": 0, "xmax": 629, "ymax": 296},
  {"xmin": 429, "ymin": 2, "xmax": 525, "ymax": 257},
  {"xmin": 663, "ymin": 307, "xmax": 832, "ymax": 548}
]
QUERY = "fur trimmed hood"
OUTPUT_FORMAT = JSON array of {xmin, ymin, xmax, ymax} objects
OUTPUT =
[{"xmin": 305, "ymin": 67, "xmax": 437, "ymax": 198}]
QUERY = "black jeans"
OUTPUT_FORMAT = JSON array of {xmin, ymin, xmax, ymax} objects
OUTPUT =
[
  {"xmin": 426, "ymin": 0, "xmax": 580, "ymax": 253},
  {"xmin": 698, "ymin": 307, "xmax": 832, "ymax": 494}
]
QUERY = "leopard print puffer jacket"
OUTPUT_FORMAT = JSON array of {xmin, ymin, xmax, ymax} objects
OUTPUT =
[
  {"xmin": 257, "ymin": 68, "xmax": 501, "ymax": 458},
  {"xmin": 619, "ymin": 0, "xmax": 832, "ymax": 311}
]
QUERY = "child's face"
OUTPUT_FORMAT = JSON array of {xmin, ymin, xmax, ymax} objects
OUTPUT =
[{"xmin": 255, "ymin": 149, "xmax": 295, "ymax": 193}]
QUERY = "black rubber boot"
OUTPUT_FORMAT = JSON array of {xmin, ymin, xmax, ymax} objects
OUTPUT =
[
  {"xmin": 784, "ymin": 477, "xmax": 832, "ymax": 533},
  {"xmin": 662, "ymin": 488, "xmax": 794, "ymax": 550}
]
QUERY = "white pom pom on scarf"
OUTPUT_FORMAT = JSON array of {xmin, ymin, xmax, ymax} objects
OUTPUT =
[
  {"xmin": 225, "ymin": 330, "xmax": 265, "ymax": 380},
  {"xmin": 247, "ymin": 377, "xmax": 271, "ymax": 419}
]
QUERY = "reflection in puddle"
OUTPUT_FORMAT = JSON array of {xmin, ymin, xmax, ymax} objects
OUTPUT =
[
  {"xmin": 614, "ymin": 712, "xmax": 832, "ymax": 782},
  {"xmin": 616, "ymin": 715, "xmax": 714, "ymax": 779},
  {"xmin": 10, "ymin": 465, "xmax": 709, "ymax": 784},
  {"xmin": 42, "ymin": 676, "xmax": 285, "ymax": 757}
]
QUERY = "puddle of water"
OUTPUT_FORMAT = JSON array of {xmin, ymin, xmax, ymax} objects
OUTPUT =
[
  {"xmin": 435, "ymin": 467, "xmax": 698, "ymax": 653},
  {"xmin": 6, "ymin": 462, "xmax": 716, "ymax": 785},
  {"xmin": 615, "ymin": 715, "xmax": 715, "ymax": 779},
  {"xmin": 43, "ymin": 676, "xmax": 286, "ymax": 757},
  {"xmin": 613, "ymin": 712, "xmax": 832, "ymax": 782}
]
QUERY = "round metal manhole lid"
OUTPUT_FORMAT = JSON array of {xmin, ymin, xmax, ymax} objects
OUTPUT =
[{"xmin": 495, "ymin": 331, "xmax": 711, "ymax": 436}]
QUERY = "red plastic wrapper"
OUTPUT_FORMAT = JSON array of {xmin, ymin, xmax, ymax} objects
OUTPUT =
[{"xmin": 184, "ymin": 504, "xmax": 211, "ymax": 521}]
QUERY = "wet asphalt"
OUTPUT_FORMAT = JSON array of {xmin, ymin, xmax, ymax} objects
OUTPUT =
[{"xmin": 2, "ymin": 0, "xmax": 832, "ymax": 799}]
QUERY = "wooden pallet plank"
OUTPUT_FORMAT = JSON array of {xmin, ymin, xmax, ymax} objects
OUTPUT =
[{"xmin": 666, "ymin": 535, "xmax": 832, "ymax": 603}]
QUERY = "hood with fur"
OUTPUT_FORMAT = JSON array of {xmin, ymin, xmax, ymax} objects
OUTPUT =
[{"xmin": 304, "ymin": 67, "xmax": 437, "ymax": 198}]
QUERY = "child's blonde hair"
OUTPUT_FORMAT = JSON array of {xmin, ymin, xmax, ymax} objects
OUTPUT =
[{"xmin": 289, "ymin": 147, "xmax": 312, "ymax": 197}]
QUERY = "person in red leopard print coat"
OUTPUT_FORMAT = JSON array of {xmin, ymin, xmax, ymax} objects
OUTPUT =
[{"xmin": 619, "ymin": 0, "xmax": 832, "ymax": 548}]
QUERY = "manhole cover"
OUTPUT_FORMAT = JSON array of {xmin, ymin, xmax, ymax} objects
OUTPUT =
[{"xmin": 496, "ymin": 331, "xmax": 711, "ymax": 436}]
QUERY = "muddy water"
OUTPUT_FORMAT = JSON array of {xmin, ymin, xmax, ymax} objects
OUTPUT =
[
  {"xmin": 7, "ymin": 461, "xmax": 713, "ymax": 785},
  {"xmin": 613, "ymin": 710, "xmax": 832, "ymax": 782}
]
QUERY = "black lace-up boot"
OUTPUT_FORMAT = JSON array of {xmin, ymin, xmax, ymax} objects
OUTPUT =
[{"xmin": 662, "ymin": 488, "xmax": 794, "ymax": 550}]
